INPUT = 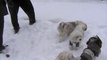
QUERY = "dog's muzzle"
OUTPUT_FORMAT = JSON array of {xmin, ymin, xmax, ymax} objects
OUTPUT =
[{"xmin": 69, "ymin": 41, "xmax": 80, "ymax": 47}]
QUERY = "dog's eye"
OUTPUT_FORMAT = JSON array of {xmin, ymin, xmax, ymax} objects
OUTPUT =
[
  {"xmin": 80, "ymin": 39, "xmax": 82, "ymax": 41},
  {"xmin": 69, "ymin": 42, "xmax": 73, "ymax": 46}
]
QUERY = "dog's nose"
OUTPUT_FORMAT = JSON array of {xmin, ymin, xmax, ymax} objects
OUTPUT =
[
  {"xmin": 69, "ymin": 41, "xmax": 73, "ymax": 46},
  {"xmin": 76, "ymin": 42, "xmax": 79, "ymax": 47}
]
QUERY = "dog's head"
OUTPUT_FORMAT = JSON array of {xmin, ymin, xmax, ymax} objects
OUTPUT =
[
  {"xmin": 87, "ymin": 35, "xmax": 102, "ymax": 56},
  {"xmin": 75, "ymin": 20, "xmax": 87, "ymax": 31},
  {"xmin": 69, "ymin": 35, "xmax": 82, "ymax": 50},
  {"xmin": 87, "ymin": 35, "xmax": 102, "ymax": 48}
]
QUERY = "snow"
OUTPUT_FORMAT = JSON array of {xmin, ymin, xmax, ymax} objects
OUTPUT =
[{"xmin": 1, "ymin": 0, "xmax": 107, "ymax": 60}]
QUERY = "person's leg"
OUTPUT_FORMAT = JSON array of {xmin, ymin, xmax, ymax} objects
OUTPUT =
[
  {"xmin": 0, "ymin": 16, "xmax": 5, "ymax": 51},
  {"xmin": 20, "ymin": 0, "xmax": 36, "ymax": 25},
  {"xmin": 7, "ymin": 1, "xmax": 20, "ymax": 33}
]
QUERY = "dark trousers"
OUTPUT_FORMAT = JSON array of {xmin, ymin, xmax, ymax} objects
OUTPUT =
[
  {"xmin": 7, "ymin": 0, "xmax": 36, "ymax": 30},
  {"xmin": 0, "ymin": 16, "xmax": 4, "ymax": 47}
]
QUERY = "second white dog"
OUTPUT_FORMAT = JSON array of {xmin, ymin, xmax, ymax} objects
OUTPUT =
[{"xmin": 56, "ymin": 51, "xmax": 80, "ymax": 60}]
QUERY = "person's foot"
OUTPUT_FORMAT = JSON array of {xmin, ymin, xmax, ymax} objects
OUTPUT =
[
  {"xmin": 14, "ymin": 27, "xmax": 20, "ymax": 34},
  {"xmin": 0, "ymin": 45, "xmax": 6, "ymax": 52},
  {"xmin": 29, "ymin": 20, "xmax": 36, "ymax": 25}
]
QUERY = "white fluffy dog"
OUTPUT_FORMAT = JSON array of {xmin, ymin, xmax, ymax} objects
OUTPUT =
[
  {"xmin": 69, "ymin": 21, "xmax": 87, "ymax": 50},
  {"xmin": 56, "ymin": 51, "xmax": 80, "ymax": 60},
  {"xmin": 58, "ymin": 21, "xmax": 77, "ymax": 41}
]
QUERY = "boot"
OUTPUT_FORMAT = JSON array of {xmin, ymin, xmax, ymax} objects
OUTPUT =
[
  {"xmin": 14, "ymin": 27, "xmax": 20, "ymax": 34},
  {"xmin": 29, "ymin": 20, "xmax": 36, "ymax": 25},
  {"xmin": 0, "ymin": 45, "xmax": 6, "ymax": 52}
]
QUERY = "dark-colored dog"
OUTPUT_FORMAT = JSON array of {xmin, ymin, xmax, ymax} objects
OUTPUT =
[
  {"xmin": 86, "ymin": 35, "xmax": 102, "ymax": 57},
  {"xmin": 80, "ymin": 35, "xmax": 102, "ymax": 60}
]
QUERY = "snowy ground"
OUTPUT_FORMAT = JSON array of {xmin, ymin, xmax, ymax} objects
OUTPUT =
[{"xmin": 0, "ymin": 0, "xmax": 107, "ymax": 60}]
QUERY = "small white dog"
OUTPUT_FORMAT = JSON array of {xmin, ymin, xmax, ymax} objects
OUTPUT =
[
  {"xmin": 69, "ymin": 21, "xmax": 87, "ymax": 50},
  {"xmin": 58, "ymin": 21, "xmax": 77, "ymax": 41},
  {"xmin": 56, "ymin": 51, "xmax": 80, "ymax": 60}
]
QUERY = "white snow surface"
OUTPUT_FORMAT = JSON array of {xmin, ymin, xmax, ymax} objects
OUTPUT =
[{"xmin": 1, "ymin": 0, "xmax": 107, "ymax": 60}]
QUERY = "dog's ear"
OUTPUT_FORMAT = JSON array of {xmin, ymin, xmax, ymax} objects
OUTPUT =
[
  {"xmin": 86, "ymin": 40, "xmax": 89, "ymax": 45},
  {"xmin": 83, "ymin": 24, "xmax": 87, "ymax": 31},
  {"xmin": 86, "ymin": 39, "xmax": 90, "ymax": 45},
  {"xmin": 60, "ymin": 22, "xmax": 65, "ymax": 27},
  {"xmin": 95, "ymin": 35, "xmax": 102, "ymax": 48},
  {"xmin": 59, "ymin": 22, "xmax": 66, "ymax": 29}
]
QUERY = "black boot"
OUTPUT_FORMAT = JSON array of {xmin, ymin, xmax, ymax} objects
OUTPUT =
[
  {"xmin": 0, "ymin": 45, "xmax": 6, "ymax": 52},
  {"xmin": 14, "ymin": 27, "xmax": 20, "ymax": 34},
  {"xmin": 29, "ymin": 20, "xmax": 36, "ymax": 25}
]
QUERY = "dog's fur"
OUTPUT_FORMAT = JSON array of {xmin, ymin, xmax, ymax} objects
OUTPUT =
[
  {"xmin": 56, "ymin": 51, "xmax": 80, "ymax": 60},
  {"xmin": 69, "ymin": 21, "xmax": 87, "ymax": 50},
  {"xmin": 80, "ymin": 48, "xmax": 95, "ymax": 60},
  {"xmin": 86, "ymin": 35, "xmax": 102, "ymax": 57},
  {"xmin": 58, "ymin": 21, "xmax": 77, "ymax": 41},
  {"xmin": 80, "ymin": 35, "xmax": 102, "ymax": 60}
]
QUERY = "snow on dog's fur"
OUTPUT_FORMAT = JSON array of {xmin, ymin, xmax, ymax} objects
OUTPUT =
[
  {"xmin": 58, "ymin": 21, "xmax": 76, "ymax": 42},
  {"xmin": 69, "ymin": 21, "xmax": 87, "ymax": 50},
  {"xmin": 56, "ymin": 51, "xmax": 80, "ymax": 60}
]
